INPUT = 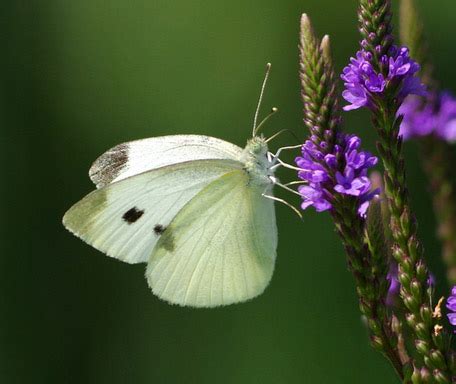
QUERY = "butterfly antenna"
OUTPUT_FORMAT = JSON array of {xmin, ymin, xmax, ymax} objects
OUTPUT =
[
  {"xmin": 252, "ymin": 63, "xmax": 272, "ymax": 137},
  {"xmin": 266, "ymin": 129, "xmax": 291, "ymax": 143},
  {"xmin": 255, "ymin": 107, "xmax": 278, "ymax": 137},
  {"xmin": 270, "ymin": 129, "xmax": 303, "ymax": 144}
]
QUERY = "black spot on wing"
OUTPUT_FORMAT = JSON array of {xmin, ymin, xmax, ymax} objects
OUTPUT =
[
  {"xmin": 153, "ymin": 224, "xmax": 166, "ymax": 235},
  {"xmin": 122, "ymin": 207, "xmax": 144, "ymax": 224}
]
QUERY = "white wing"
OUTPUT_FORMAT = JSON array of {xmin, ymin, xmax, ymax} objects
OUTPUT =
[
  {"xmin": 89, "ymin": 135, "xmax": 244, "ymax": 188},
  {"xmin": 146, "ymin": 170, "xmax": 278, "ymax": 307},
  {"xmin": 63, "ymin": 159, "xmax": 242, "ymax": 264}
]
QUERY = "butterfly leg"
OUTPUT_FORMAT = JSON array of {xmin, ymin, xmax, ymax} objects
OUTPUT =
[
  {"xmin": 269, "ymin": 157, "xmax": 303, "ymax": 172},
  {"xmin": 269, "ymin": 176, "xmax": 302, "ymax": 197},
  {"xmin": 261, "ymin": 193, "xmax": 303, "ymax": 219},
  {"xmin": 268, "ymin": 144, "xmax": 302, "ymax": 165},
  {"xmin": 284, "ymin": 180, "xmax": 307, "ymax": 187}
]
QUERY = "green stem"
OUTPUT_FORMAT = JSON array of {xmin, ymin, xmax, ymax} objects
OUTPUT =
[
  {"xmin": 375, "ymin": 103, "xmax": 452, "ymax": 383},
  {"xmin": 380, "ymin": 323, "xmax": 407, "ymax": 381},
  {"xmin": 332, "ymin": 202, "xmax": 405, "ymax": 381},
  {"xmin": 300, "ymin": 12, "xmax": 407, "ymax": 381}
]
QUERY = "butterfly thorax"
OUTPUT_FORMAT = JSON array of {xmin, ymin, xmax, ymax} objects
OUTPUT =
[{"xmin": 242, "ymin": 136, "xmax": 274, "ymax": 187}]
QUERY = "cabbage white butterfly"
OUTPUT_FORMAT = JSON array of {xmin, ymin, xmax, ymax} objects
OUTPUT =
[{"xmin": 63, "ymin": 64, "xmax": 299, "ymax": 307}]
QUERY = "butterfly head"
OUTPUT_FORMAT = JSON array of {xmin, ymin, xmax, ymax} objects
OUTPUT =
[
  {"xmin": 243, "ymin": 63, "xmax": 278, "ymax": 186},
  {"xmin": 247, "ymin": 135, "xmax": 268, "ymax": 156}
]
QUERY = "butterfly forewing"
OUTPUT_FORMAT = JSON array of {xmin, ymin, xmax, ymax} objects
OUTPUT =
[
  {"xmin": 89, "ymin": 135, "xmax": 244, "ymax": 188},
  {"xmin": 146, "ymin": 169, "xmax": 278, "ymax": 307},
  {"xmin": 63, "ymin": 159, "xmax": 242, "ymax": 264}
]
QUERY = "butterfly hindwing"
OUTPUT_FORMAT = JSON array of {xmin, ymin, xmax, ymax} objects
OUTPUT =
[
  {"xmin": 63, "ymin": 159, "xmax": 242, "ymax": 264},
  {"xmin": 89, "ymin": 135, "xmax": 245, "ymax": 188},
  {"xmin": 146, "ymin": 169, "xmax": 278, "ymax": 307}
]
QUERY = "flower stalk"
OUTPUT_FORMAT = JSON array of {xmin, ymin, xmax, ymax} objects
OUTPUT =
[
  {"xmin": 298, "ymin": 13, "xmax": 405, "ymax": 380},
  {"xmin": 346, "ymin": 0, "xmax": 454, "ymax": 381}
]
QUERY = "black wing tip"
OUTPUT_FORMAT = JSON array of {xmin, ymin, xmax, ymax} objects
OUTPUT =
[{"xmin": 89, "ymin": 143, "xmax": 129, "ymax": 188}]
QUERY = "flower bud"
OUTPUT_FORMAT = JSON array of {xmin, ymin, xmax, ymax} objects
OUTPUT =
[
  {"xmin": 398, "ymin": 271, "xmax": 411, "ymax": 287},
  {"xmin": 420, "ymin": 367, "xmax": 431, "ymax": 382},
  {"xmin": 406, "ymin": 313, "xmax": 417, "ymax": 328},
  {"xmin": 420, "ymin": 305, "xmax": 432, "ymax": 325},
  {"xmin": 370, "ymin": 335, "xmax": 384, "ymax": 351},
  {"xmin": 415, "ymin": 340, "xmax": 429, "ymax": 355},
  {"xmin": 430, "ymin": 350, "xmax": 447, "ymax": 371},
  {"xmin": 432, "ymin": 369, "xmax": 450, "ymax": 383},
  {"xmin": 416, "ymin": 261, "xmax": 427, "ymax": 281},
  {"xmin": 410, "ymin": 278, "xmax": 421, "ymax": 299},
  {"xmin": 404, "ymin": 293, "xmax": 419, "ymax": 312},
  {"xmin": 414, "ymin": 322, "xmax": 429, "ymax": 341}
]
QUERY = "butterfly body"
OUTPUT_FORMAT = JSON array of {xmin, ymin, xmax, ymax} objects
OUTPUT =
[
  {"xmin": 242, "ymin": 136, "xmax": 275, "ymax": 187},
  {"xmin": 63, "ymin": 134, "xmax": 278, "ymax": 307}
]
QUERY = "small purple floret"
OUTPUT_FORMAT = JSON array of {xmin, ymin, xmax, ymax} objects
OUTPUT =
[
  {"xmin": 341, "ymin": 46, "xmax": 426, "ymax": 111},
  {"xmin": 386, "ymin": 263, "xmax": 400, "ymax": 306},
  {"xmin": 399, "ymin": 91, "xmax": 456, "ymax": 142},
  {"xmin": 298, "ymin": 185, "xmax": 332, "ymax": 212},
  {"xmin": 295, "ymin": 134, "xmax": 378, "ymax": 217},
  {"xmin": 334, "ymin": 168, "xmax": 370, "ymax": 197},
  {"xmin": 446, "ymin": 286, "xmax": 456, "ymax": 331}
]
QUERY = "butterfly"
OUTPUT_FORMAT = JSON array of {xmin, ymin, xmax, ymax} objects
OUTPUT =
[{"xmin": 63, "ymin": 64, "xmax": 300, "ymax": 307}]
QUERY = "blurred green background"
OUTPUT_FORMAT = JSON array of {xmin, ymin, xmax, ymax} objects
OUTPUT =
[{"xmin": 1, "ymin": 0, "xmax": 455, "ymax": 382}]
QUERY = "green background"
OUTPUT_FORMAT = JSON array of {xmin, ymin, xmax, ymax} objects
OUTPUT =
[{"xmin": 1, "ymin": 0, "xmax": 454, "ymax": 383}]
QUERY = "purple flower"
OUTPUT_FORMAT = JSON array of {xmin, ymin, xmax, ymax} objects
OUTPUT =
[
  {"xmin": 295, "ymin": 142, "xmax": 330, "ymax": 183},
  {"xmin": 357, "ymin": 187, "xmax": 380, "ymax": 217},
  {"xmin": 345, "ymin": 147, "xmax": 378, "ymax": 170},
  {"xmin": 388, "ymin": 47, "xmax": 419, "ymax": 78},
  {"xmin": 386, "ymin": 263, "xmax": 399, "ymax": 306},
  {"xmin": 334, "ymin": 168, "xmax": 371, "ymax": 196},
  {"xmin": 446, "ymin": 286, "xmax": 456, "ymax": 331},
  {"xmin": 298, "ymin": 185, "xmax": 332, "ymax": 212},
  {"xmin": 342, "ymin": 86, "xmax": 370, "ymax": 111},
  {"xmin": 398, "ymin": 96, "xmax": 435, "ymax": 139},
  {"xmin": 399, "ymin": 91, "xmax": 456, "ymax": 142},
  {"xmin": 438, "ymin": 93, "xmax": 456, "ymax": 142},
  {"xmin": 295, "ymin": 134, "xmax": 378, "ymax": 217},
  {"xmin": 341, "ymin": 46, "xmax": 426, "ymax": 111}
]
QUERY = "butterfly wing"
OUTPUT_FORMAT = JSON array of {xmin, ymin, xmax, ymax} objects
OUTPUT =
[
  {"xmin": 146, "ymin": 170, "xmax": 278, "ymax": 307},
  {"xmin": 89, "ymin": 135, "xmax": 244, "ymax": 188},
  {"xmin": 63, "ymin": 159, "xmax": 242, "ymax": 264}
]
